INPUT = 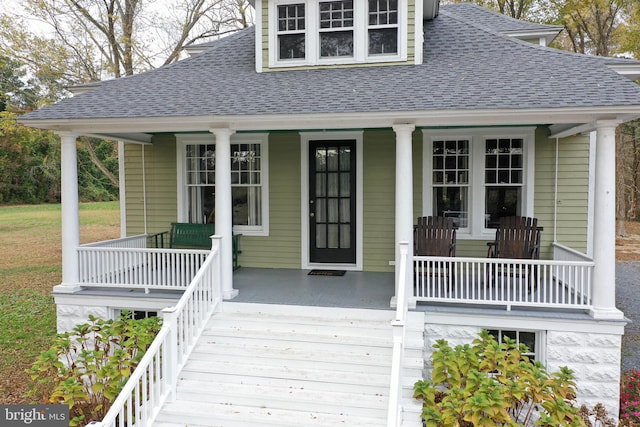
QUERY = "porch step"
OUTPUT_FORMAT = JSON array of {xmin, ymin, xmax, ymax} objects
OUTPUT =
[{"xmin": 152, "ymin": 303, "xmax": 425, "ymax": 427}]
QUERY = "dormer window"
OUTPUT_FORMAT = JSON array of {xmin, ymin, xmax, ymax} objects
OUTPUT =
[
  {"xmin": 277, "ymin": 4, "xmax": 306, "ymax": 59},
  {"xmin": 319, "ymin": 1, "xmax": 354, "ymax": 58},
  {"xmin": 368, "ymin": 0, "xmax": 398, "ymax": 55},
  {"xmin": 270, "ymin": 0, "xmax": 407, "ymax": 68}
]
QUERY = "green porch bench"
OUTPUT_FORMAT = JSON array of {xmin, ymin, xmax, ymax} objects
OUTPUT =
[{"xmin": 150, "ymin": 222, "xmax": 241, "ymax": 270}]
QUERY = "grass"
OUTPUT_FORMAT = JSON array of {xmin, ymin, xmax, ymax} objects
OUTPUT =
[{"xmin": 0, "ymin": 201, "xmax": 120, "ymax": 403}]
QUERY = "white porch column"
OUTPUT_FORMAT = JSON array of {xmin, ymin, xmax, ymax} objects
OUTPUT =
[
  {"xmin": 210, "ymin": 128, "xmax": 238, "ymax": 300},
  {"xmin": 55, "ymin": 132, "xmax": 81, "ymax": 293},
  {"xmin": 591, "ymin": 121, "xmax": 623, "ymax": 319},
  {"xmin": 393, "ymin": 124, "xmax": 415, "ymax": 299}
]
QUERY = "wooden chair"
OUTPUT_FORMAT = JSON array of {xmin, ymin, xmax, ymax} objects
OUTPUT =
[
  {"xmin": 487, "ymin": 216, "xmax": 542, "ymax": 260},
  {"xmin": 413, "ymin": 217, "xmax": 457, "ymax": 295},
  {"xmin": 414, "ymin": 216, "xmax": 457, "ymax": 257},
  {"xmin": 487, "ymin": 216, "xmax": 543, "ymax": 291}
]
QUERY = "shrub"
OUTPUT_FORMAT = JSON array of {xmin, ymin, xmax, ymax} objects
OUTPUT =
[
  {"xmin": 414, "ymin": 330, "xmax": 584, "ymax": 426},
  {"xmin": 25, "ymin": 311, "xmax": 162, "ymax": 426},
  {"xmin": 620, "ymin": 369, "xmax": 640, "ymax": 426}
]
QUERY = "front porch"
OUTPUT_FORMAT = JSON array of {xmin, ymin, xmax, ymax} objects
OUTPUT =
[{"xmin": 66, "ymin": 235, "xmax": 598, "ymax": 315}]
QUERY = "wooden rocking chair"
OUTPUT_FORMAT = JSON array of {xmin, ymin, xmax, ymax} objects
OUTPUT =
[
  {"xmin": 414, "ymin": 216, "xmax": 457, "ymax": 257},
  {"xmin": 487, "ymin": 216, "xmax": 542, "ymax": 260},
  {"xmin": 413, "ymin": 216, "xmax": 457, "ymax": 294},
  {"xmin": 487, "ymin": 216, "xmax": 543, "ymax": 291}
]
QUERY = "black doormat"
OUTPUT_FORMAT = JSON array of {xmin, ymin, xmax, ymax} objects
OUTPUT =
[{"xmin": 308, "ymin": 270, "xmax": 346, "ymax": 276}]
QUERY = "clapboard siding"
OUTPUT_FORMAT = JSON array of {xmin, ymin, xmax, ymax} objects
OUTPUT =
[
  {"xmin": 239, "ymin": 133, "xmax": 302, "ymax": 268},
  {"xmin": 123, "ymin": 135, "xmax": 177, "ymax": 237}
]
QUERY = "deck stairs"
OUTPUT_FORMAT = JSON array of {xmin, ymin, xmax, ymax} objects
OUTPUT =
[{"xmin": 153, "ymin": 302, "xmax": 425, "ymax": 427}]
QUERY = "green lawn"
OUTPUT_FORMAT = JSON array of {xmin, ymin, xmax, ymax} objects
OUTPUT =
[{"xmin": 0, "ymin": 202, "xmax": 120, "ymax": 403}]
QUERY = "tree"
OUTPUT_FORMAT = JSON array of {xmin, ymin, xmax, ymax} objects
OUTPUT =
[
  {"xmin": 546, "ymin": 0, "xmax": 626, "ymax": 56},
  {"xmin": 1, "ymin": 0, "xmax": 253, "ymax": 85}
]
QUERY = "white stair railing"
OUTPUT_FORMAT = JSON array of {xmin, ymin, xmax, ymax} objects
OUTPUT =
[
  {"xmin": 89, "ymin": 236, "xmax": 223, "ymax": 427},
  {"xmin": 387, "ymin": 242, "xmax": 409, "ymax": 427}
]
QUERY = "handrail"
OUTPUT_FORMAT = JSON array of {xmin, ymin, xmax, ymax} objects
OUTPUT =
[
  {"xmin": 414, "ymin": 255, "xmax": 593, "ymax": 309},
  {"xmin": 387, "ymin": 241, "xmax": 409, "ymax": 427},
  {"xmin": 89, "ymin": 236, "xmax": 223, "ymax": 427}
]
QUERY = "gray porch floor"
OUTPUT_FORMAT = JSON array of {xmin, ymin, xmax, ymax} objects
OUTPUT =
[{"xmin": 231, "ymin": 268, "xmax": 395, "ymax": 310}]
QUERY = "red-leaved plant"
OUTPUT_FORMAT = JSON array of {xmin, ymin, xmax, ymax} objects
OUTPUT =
[{"xmin": 620, "ymin": 369, "xmax": 640, "ymax": 426}]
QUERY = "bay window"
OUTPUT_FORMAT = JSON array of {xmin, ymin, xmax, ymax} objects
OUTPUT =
[
  {"xmin": 270, "ymin": 0, "xmax": 405, "ymax": 66},
  {"xmin": 179, "ymin": 134, "xmax": 269, "ymax": 236},
  {"xmin": 423, "ymin": 128, "xmax": 534, "ymax": 238}
]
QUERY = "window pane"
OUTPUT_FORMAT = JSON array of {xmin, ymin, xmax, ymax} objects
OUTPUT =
[
  {"xmin": 186, "ymin": 143, "xmax": 263, "ymax": 227},
  {"xmin": 485, "ymin": 186, "xmax": 522, "ymax": 228},
  {"xmin": 340, "ymin": 172, "xmax": 350, "ymax": 197},
  {"xmin": 316, "ymin": 224, "xmax": 327, "ymax": 248},
  {"xmin": 328, "ymin": 198, "xmax": 339, "ymax": 222},
  {"xmin": 279, "ymin": 34, "xmax": 305, "ymax": 59},
  {"xmin": 320, "ymin": 31, "xmax": 354, "ymax": 57},
  {"xmin": 327, "ymin": 224, "xmax": 339, "ymax": 248},
  {"xmin": 327, "ymin": 173, "xmax": 339, "ymax": 197},
  {"xmin": 340, "ymin": 198, "xmax": 350, "ymax": 222},
  {"xmin": 433, "ymin": 187, "xmax": 468, "ymax": 228},
  {"xmin": 327, "ymin": 148, "xmax": 339, "ymax": 171},
  {"xmin": 340, "ymin": 224, "xmax": 351, "ymax": 248}
]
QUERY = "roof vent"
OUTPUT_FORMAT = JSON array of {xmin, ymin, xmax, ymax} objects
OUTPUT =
[{"xmin": 424, "ymin": 0, "xmax": 440, "ymax": 20}]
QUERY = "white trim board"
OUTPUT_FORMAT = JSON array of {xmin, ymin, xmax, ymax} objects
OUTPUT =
[{"xmin": 300, "ymin": 131, "xmax": 364, "ymax": 271}]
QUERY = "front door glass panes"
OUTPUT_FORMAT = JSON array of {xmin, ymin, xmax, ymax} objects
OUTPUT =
[
  {"xmin": 319, "ymin": 0, "xmax": 354, "ymax": 57},
  {"xmin": 314, "ymin": 145, "xmax": 352, "ymax": 249},
  {"xmin": 485, "ymin": 138, "xmax": 523, "ymax": 228},
  {"xmin": 278, "ymin": 4, "xmax": 306, "ymax": 60},
  {"xmin": 432, "ymin": 139, "xmax": 469, "ymax": 228},
  {"xmin": 368, "ymin": 0, "xmax": 398, "ymax": 55}
]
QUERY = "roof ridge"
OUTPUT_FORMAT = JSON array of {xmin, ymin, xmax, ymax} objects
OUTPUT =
[
  {"xmin": 437, "ymin": 6, "xmax": 630, "ymax": 65},
  {"xmin": 440, "ymin": 2, "xmax": 562, "ymax": 32}
]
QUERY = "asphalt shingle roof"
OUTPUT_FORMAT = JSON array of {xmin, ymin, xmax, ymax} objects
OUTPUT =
[{"xmin": 20, "ymin": 3, "xmax": 640, "ymax": 122}]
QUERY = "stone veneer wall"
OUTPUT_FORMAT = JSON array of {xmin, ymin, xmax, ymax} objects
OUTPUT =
[
  {"xmin": 423, "ymin": 323, "xmax": 622, "ymax": 418},
  {"xmin": 56, "ymin": 304, "xmax": 110, "ymax": 333}
]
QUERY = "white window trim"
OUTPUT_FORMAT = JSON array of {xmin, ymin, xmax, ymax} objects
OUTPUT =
[
  {"xmin": 300, "ymin": 131, "xmax": 363, "ymax": 270},
  {"xmin": 269, "ymin": 0, "xmax": 407, "ymax": 68},
  {"xmin": 176, "ymin": 133, "xmax": 270, "ymax": 237},
  {"xmin": 422, "ymin": 128, "xmax": 535, "ymax": 240}
]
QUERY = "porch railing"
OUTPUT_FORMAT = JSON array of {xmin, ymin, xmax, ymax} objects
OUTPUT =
[
  {"xmin": 414, "ymin": 256, "xmax": 594, "ymax": 310},
  {"xmin": 90, "ymin": 236, "xmax": 223, "ymax": 427},
  {"xmin": 78, "ymin": 235, "xmax": 208, "ymax": 293},
  {"xmin": 387, "ymin": 242, "xmax": 409, "ymax": 427}
]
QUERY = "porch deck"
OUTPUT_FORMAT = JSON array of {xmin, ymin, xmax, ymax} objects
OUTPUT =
[{"xmin": 232, "ymin": 268, "xmax": 395, "ymax": 310}]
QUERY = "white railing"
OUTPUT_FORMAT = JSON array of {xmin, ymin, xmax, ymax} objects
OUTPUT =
[
  {"xmin": 78, "ymin": 245, "xmax": 208, "ymax": 292},
  {"xmin": 414, "ymin": 256, "xmax": 594, "ymax": 310},
  {"xmin": 553, "ymin": 242, "xmax": 593, "ymax": 263},
  {"xmin": 387, "ymin": 242, "xmax": 409, "ymax": 427},
  {"xmin": 80, "ymin": 234, "xmax": 149, "ymax": 249},
  {"xmin": 90, "ymin": 237, "xmax": 223, "ymax": 427}
]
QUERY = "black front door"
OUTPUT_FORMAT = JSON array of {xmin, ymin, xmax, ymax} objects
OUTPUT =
[{"xmin": 309, "ymin": 140, "xmax": 356, "ymax": 264}]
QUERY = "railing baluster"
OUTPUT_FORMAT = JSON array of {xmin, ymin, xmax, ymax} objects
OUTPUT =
[{"xmin": 411, "ymin": 255, "xmax": 593, "ymax": 310}]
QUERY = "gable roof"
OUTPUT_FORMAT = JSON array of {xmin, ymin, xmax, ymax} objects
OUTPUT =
[{"xmin": 19, "ymin": 3, "xmax": 640, "ymax": 130}]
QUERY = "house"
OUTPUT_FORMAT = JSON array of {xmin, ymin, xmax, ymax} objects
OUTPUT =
[{"xmin": 18, "ymin": 0, "xmax": 640, "ymax": 425}]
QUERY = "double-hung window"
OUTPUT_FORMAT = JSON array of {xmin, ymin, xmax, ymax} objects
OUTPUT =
[
  {"xmin": 179, "ymin": 134, "xmax": 269, "ymax": 236},
  {"xmin": 423, "ymin": 128, "xmax": 534, "ymax": 237},
  {"xmin": 368, "ymin": 0, "xmax": 398, "ymax": 55},
  {"xmin": 270, "ymin": 0, "xmax": 405, "ymax": 67},
  {"xmin": 319, "ymin": 1, "xmax": 354, "ymax": 58},
  {"xmin": 277, "ymin": 4, "xmax": 306, "ymax": 60}
]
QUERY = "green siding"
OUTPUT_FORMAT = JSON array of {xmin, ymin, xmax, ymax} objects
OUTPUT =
[
  {"xmin": 239, "ymin": 133, "xmax": 302, "ymax": 268},
  {"xmin": 362, "ymin": 131, "xmax": 395, "ymax": 272},
  {"xmin": 535, "ymin": 129, "xmax": 590, "ymax": 254},
  {"xmin": 124, "ymin": 135, "xmax": 177, "ymax": 236}
]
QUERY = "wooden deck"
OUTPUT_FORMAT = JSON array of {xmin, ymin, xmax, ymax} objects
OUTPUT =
[{"xmin": 232, "ymin": 268, "xmax": 396, "ymax": 310}]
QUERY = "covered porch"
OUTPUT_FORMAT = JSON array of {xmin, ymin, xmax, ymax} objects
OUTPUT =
[{"xmin": 71, "ymin": 234, "xmax": 597, "ymax": 314}]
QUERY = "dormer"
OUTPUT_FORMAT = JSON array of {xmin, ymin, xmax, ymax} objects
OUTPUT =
[{"xmin": 253, "ymin": 0, "xmax": 439, "ymax": 71}]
